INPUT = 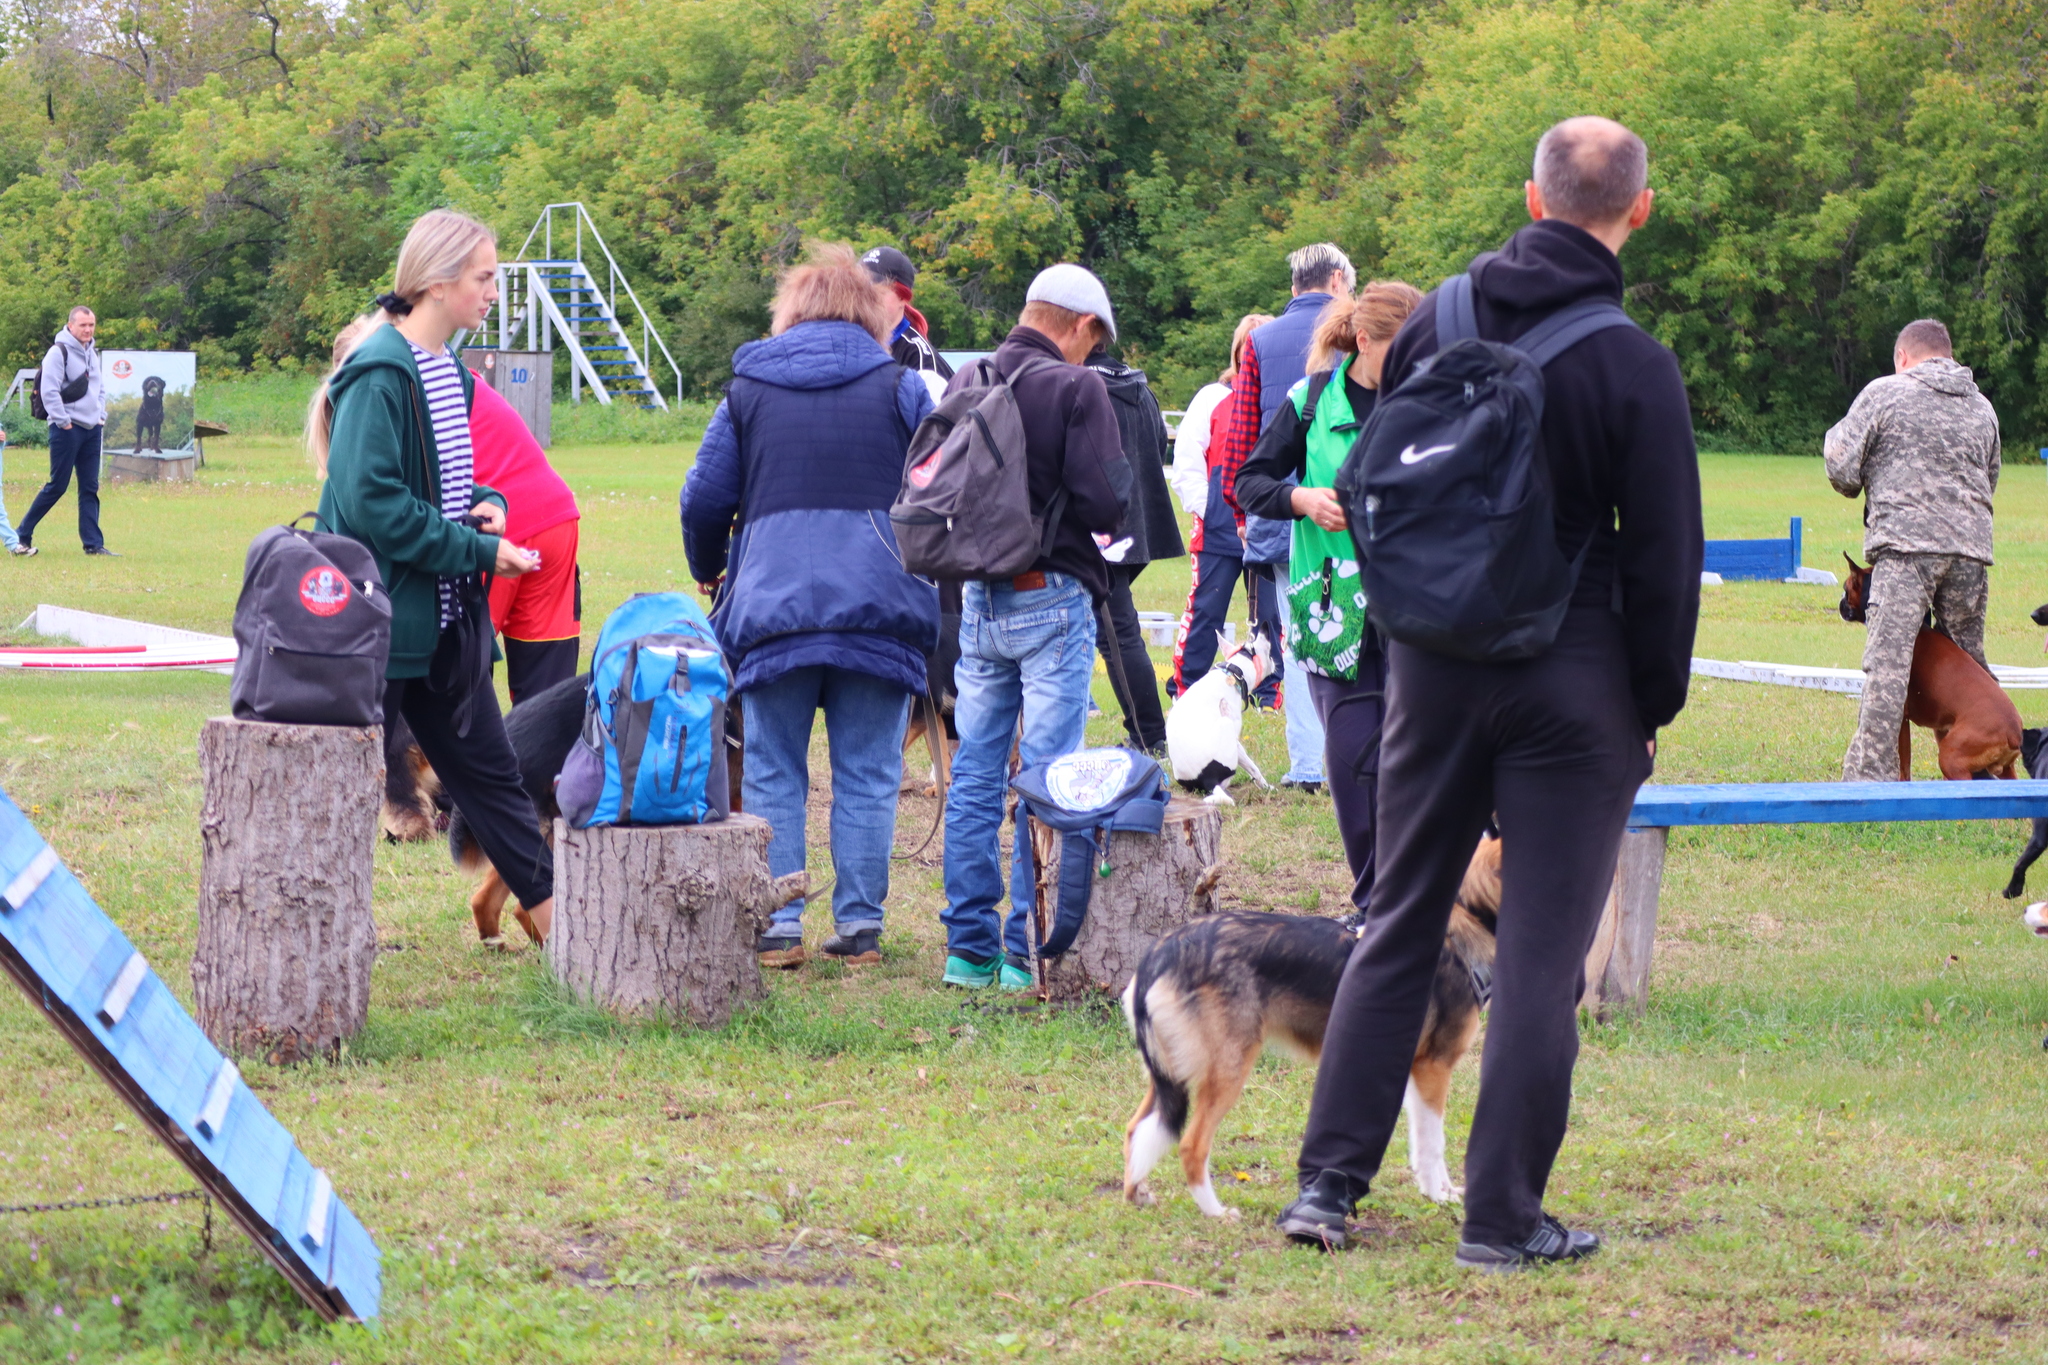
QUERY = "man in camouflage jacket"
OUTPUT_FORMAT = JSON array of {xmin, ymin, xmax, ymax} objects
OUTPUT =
[{"xmin": 1825, "ymin": 318, "xmax": 2002, "ymax": 781}]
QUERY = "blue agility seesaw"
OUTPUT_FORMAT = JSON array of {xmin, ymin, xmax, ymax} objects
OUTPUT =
[{"xmin": 0, "ymin": 786, "xmax": 379, "ymax": 1322}]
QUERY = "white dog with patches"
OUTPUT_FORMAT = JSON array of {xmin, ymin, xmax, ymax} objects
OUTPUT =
[{"xmin": 1165, "ymin": 632, "xmax": 1274, "ymax": 805}]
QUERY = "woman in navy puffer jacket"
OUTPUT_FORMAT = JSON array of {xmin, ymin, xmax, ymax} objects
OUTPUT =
[{"xmin": 681, "ymin": 244, "xmax": 938, "ymax": 970}]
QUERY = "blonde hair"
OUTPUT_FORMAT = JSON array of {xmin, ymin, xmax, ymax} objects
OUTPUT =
[
  {"xmin": 306, "ymin": 315, "xmax": 382, "ymax": 477},
  {"xmin": 307, "ymin": 209, "xmax": 497, "ymax": 477},
  {"xmin": 1223, "ymin": 313, "xmax": 1274, "ymax": 384},
  {"xmin": 771, "ymin": 243, "xmax": 899, "ymax": 343},
  {"xmin": 1306, "ymin": 281, "xmax": 1424, "ymax": 375}
]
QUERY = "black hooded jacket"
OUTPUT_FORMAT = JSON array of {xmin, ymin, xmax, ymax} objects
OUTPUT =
[
  {"xmin": 1379, "ymin": 219, "xmax": 1702, "ymax": 733},
  {"xmin": 1085, "ymin": 349, "xmax": 1186, "ymax": 568}
]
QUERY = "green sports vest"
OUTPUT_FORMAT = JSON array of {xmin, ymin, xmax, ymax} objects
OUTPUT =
[{"xmin": 1284, "ymin": 365, "xmax": 1369, "ymax": 680}]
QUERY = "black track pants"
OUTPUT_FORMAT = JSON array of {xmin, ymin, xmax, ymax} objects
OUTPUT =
[
  {"xmin": 385, "ymin": 675, "xmax": 554, "ymax": 908},
  {"xmin": 1098, "ymin": 563, "xmax": 1166, "ymax": 752},
  {"xmin": 1294, "ymin": 608, "xmax": 1652, "ymax": 1244},
  {"xmin": 1304, "ymin": 629, "xmax": 1389, "ymax": 919}
]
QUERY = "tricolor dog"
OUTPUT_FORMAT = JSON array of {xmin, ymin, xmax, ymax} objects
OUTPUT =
[
  {"xmin": 1121, "ymin": 835, "xmax": 1505, "ymax": 1217},
  {"xmin": 1165, "ymin": 631, "xmax": 1274, "ymax": 804}
]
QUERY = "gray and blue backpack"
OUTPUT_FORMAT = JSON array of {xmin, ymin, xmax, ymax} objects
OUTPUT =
[{"xmin": 557, "ymin": 592, "xmax": 731, "ymax": 828}]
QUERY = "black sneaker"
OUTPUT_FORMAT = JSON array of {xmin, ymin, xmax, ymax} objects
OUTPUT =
[
  {"xmin": 84, "ymin": 545, "xmax": 119, "ymax": 557},
  {"xmin": 820, "ymin": 929, "xmax": 881, "ymax": 965},
  {"xmin": 1454, "ymin": 1213, "xmax": 1601, "ymax": 1272},
  {"xmin": 1275, "ymin": 1170, "xmax": 1360, "ymax": 1250},
  {"xmin": 755, "ymin": 933, "xmax": 807, "ymax": 970},
  {"xmin": 1280, "ymin": 780, "xmax": 1325, "ymax": 796}
]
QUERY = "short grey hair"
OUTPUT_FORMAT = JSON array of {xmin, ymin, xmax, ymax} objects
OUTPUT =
[
  {"xmin": 1533, "ymin": 117, "xmax": 1648, "ymax": 227},
  {"xmin": 67, "ymin": 305, "xmax": 94, "ymax": 322},
  {"xmin": 1288, "ymin": 243, "xmax": 1355, "ymax": 295},
  {"xmin": 1895, "ymin": 318, "xmax": 1952, "ymax": 360}
]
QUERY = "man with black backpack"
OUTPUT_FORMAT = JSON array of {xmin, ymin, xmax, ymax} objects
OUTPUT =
[
  {"xmin": 921, "ymin": 264, "xmax": 1132, "ymax": 992},
  {"xmin": 1086, "ymin": 342, "xmax": 1184, "ymax": 754},
  {"xmin": 1277, "ymin": 117, "xmax": 1702, "ymax": 1269},
  {"xmin": 19, "ymin": 306, "xmax": 114, "ymax": 557}
]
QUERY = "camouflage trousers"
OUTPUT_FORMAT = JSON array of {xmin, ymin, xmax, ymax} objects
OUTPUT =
[{"xmin": 1842, "ymin": 554, "xmax": 1989, "ymax": 782}]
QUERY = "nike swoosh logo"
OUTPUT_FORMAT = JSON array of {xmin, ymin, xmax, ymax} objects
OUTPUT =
[{"xmin": 1399, "ymin": 443, "xmax": 1456, "ymax": 465}]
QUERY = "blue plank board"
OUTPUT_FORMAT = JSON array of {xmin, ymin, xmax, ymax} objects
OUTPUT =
[
  {"xmin": 0, "ymin": 786, "xmax": 379, "ymax": 1323},
  {"xmin": 1703, "ymin": 516, "xmax": 1803, "ymax": 581},
  {"xmin": 1630, "ymin": 780, "xmax": 2048, "ymax": 827}
]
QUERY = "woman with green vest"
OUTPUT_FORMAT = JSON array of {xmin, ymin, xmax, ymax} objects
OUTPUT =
[
  {"xmin": 1236, "ymin": 280, "xmax": 1423, "ymax": 922},
  {"xmin": 308, "ymin": 209, "xmax": 556, "ymax": 946}
]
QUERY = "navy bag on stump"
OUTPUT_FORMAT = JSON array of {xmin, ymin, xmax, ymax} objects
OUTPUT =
[
  {"xmin": 230, "ymin": 515, "xmax": 392, "ymax": 726},
  {"xmin": 1334, "ymin": 273, "xmax": 1640, "ymax": 662},
  {"xmin": 1010, "ymin": 748, "xmax": 1170, "ymax": 959},
  {"xmin": 556, "ymin": 592, "xmax": 732, "ymax": 828}
]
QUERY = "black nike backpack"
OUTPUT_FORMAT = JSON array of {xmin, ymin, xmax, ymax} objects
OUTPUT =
[{"xmin": 1333, "ymin": 273, "xmax": 1640, "ymax": 662}]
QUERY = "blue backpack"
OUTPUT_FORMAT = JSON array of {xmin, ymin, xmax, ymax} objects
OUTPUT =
[
  {"xmin": 1010, "ymin": 748, "xmax": 1170, "ymax": 959},
  {"xmin": 557, "ymin": 593, "xmax": 732, "ymax": 828}
]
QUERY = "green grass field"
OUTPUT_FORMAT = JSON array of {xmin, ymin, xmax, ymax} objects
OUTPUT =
[{"xmin": 3, "ymin": 436, "xmax": 2048, "ymax": 1363}]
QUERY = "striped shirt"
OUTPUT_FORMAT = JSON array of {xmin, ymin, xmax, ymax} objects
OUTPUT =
[{"xmin": 409, "ymin": 342, "xmax": 475, "ymax": 627}]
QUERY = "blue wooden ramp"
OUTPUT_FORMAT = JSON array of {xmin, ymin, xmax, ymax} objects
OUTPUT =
[
  {"xmin": 1629, "ymin": 779, "xmax": 2048, "ymax": 828},
  {"xmin": 0, "ymin": 786, "xmax": 380, "ymax": 1322}
]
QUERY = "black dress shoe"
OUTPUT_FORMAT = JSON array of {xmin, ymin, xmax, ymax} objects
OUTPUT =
[
  {"xmin": 1275, "ymin": 1169, "xmax": 1360, "ymax": 1250},
  {"xmin": 84, "ymin": 546, "xmax": 119, "ymax": 556},
  {"xmin": 1454, "ymin": 1213, "xmax": 1602, "ymax": 1272}
]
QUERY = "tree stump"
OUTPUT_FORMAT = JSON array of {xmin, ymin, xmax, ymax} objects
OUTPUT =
[
  {"xmin": 192, "ymin": 718, "xmax": 382, "ymax": 1064},
  {"xmin": 547, "ymin": 815, "xmax": 807, "ymax": 1027},
  {"xmin": 1028, "ymin": 797, "xmax": 1225, "ymax": 1002}
]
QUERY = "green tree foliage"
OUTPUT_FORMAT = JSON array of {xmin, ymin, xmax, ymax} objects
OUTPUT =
[{"xmin": 0, "ymin": 0, "xmax": 2040, "ymax": 444}]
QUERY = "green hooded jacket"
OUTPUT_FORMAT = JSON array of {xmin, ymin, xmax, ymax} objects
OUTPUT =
[{"xmin": 315, "ymin": 322, "xmax": 504, "ymax": 679}]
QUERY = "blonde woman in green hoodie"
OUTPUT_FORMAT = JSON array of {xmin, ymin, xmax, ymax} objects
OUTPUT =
[{"xmin": 309, "ymin": 209, "xmax": 555, "ymax": 946}]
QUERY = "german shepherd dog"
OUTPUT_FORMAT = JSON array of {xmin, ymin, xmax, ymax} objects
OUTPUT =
[
  {"xmin": 134, "ymin": 375, "xmax": 166, "ymax": 453},
  {"xmin": 380, "ymin": 717, "xmax": 447, "ymax": 842},
  {"xmin": 449, "ymin": 672, "xmax": 590, "ymax": 945},
  {"xmin": 1121, "ymin": 836, "xmax": 1504, "ymax": 1217}
]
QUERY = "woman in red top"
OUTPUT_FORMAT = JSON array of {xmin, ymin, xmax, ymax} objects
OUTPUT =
[{"xmin": 467, "ymin": 379, "xmax": 582, "ymax": 702}]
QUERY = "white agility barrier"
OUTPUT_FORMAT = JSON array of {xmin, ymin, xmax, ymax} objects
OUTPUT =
[
  {"xmin": 5, "ymin": 605, "xmax": 236, "ymax": 674},
  {"xmin": 1693, "ymin": 657, "xmax": 2048, "ymax": 696}
]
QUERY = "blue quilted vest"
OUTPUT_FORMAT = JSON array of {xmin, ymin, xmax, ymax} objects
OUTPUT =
[{"xmin": 1242, "ymin": 292, "xmax": 1333, "ymax": 564}]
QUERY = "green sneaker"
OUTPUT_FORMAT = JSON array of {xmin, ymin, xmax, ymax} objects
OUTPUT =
[
  {"xmin": 997, "ymin": 959, "xmax": 1036, "ymax": 993},
  {"xmin": 942, "ymin": 953, "xmax": 999, "ymax": 988}
]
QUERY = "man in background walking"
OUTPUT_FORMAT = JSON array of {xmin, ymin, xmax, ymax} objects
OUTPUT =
[
  {"xmin": 20, "ymin": 306, "xmax": 114, "ymax": 556},
  {"xmin": 1826, "ymin": 318, "xmax": 2001, "ymax": 781},
  {"xmin": 1215, "ymin": 244, "xmax": 1355, "ymax": 791}
]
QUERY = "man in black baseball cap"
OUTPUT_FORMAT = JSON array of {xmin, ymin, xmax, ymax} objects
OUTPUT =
[{"xmin": 862, "ymin": 246, "xmax": 952, "ymax": 395}]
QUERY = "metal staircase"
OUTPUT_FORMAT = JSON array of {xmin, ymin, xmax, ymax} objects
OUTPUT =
[{"xmin": 476, "ymin": 203, "xmax": 680, "ymax": 410}]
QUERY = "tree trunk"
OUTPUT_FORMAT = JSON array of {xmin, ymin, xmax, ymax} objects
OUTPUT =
[
  {"xmin": 192, "ymin": 718, "xmax": 382, "ymax": 1064},
  {"xmin": 547, "ymin": 814, "xmax": 807, "ymax": 1027},
  {"xmin": 1029, "ymin": 797, "xmax": 1225, "ymax": 1003}
]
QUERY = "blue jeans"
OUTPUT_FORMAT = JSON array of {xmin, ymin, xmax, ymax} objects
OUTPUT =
[
  {"xmin": 1281, "ymin": 634, "xmax": 1326, "ymax": 784},
  {"xmin": 941, "ymin": 573, "xmax": 1099, "ymax": 963},
  {"xmin": 0, "ymin": 440, "xmax": 18, "ymax": 549},
  {"xmin": 743, "ymin": 666, "xmax": 910, "ymax": 938},
  {"xmin": 18, "ymin": 423, "xmax": 102, "ymax": 551}
]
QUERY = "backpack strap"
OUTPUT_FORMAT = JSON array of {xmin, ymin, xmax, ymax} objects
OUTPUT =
[
  {"xmin": 1299, "ymin": 367, "xmax": 1337, "ymax": 427},
  {"xmin": 1435, "ymin": 273, "xmax": 1479, "ymax": 345},
  {"xmin": 1512, "ymin": 298, "xmax": 1640, "ymax": 367}
]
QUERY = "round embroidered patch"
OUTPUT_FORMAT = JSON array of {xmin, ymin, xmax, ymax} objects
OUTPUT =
[{"xmin": 299, "ymin": 567, "xmax": 352, "ymax": 617}]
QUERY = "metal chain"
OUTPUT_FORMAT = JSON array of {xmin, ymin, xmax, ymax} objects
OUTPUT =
[{"xmin": 0, "ymin": 1189, "xmax": 207, "ymax": 1217}]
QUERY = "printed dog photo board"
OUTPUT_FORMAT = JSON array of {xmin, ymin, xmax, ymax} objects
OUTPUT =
[
  {"xmin": 101, "ymin": 350, "xmax": 197, "ymax": 456},
  {"xmin": 0, "ymin": 786, "xmax": 381, "ymax": 1322}
]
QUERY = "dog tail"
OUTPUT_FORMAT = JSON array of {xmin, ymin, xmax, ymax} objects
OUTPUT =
[
  {"xmin": 447, "ymin": 808, "xmax": 487, "ymax": 874},
  {"xmin": 1123, "ymin": 971, "xmax": 1191, "ymax": 1139}
]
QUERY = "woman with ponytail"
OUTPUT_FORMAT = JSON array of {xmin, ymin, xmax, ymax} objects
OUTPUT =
[
  {"xmin": 313, "ymin": 209, "xmax": 558, "ymax": 946},
  {"xmin": 1234, "ymin": 280, "xmax": 1423, "ymax": 923}
]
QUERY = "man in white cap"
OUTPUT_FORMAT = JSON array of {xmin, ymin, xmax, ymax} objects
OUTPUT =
[{"xmin": 938, "ymin": 263, "xmax": 1133, "ymax": 992}]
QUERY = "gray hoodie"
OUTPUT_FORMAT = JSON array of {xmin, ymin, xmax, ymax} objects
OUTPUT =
[
  {"xmin": 39, "ymin": 327, "xmax": 105, "ymax": 429},
  {"xmin": 1824, "ymin": 356, "xmax": 2001, "ymax": 564}
]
